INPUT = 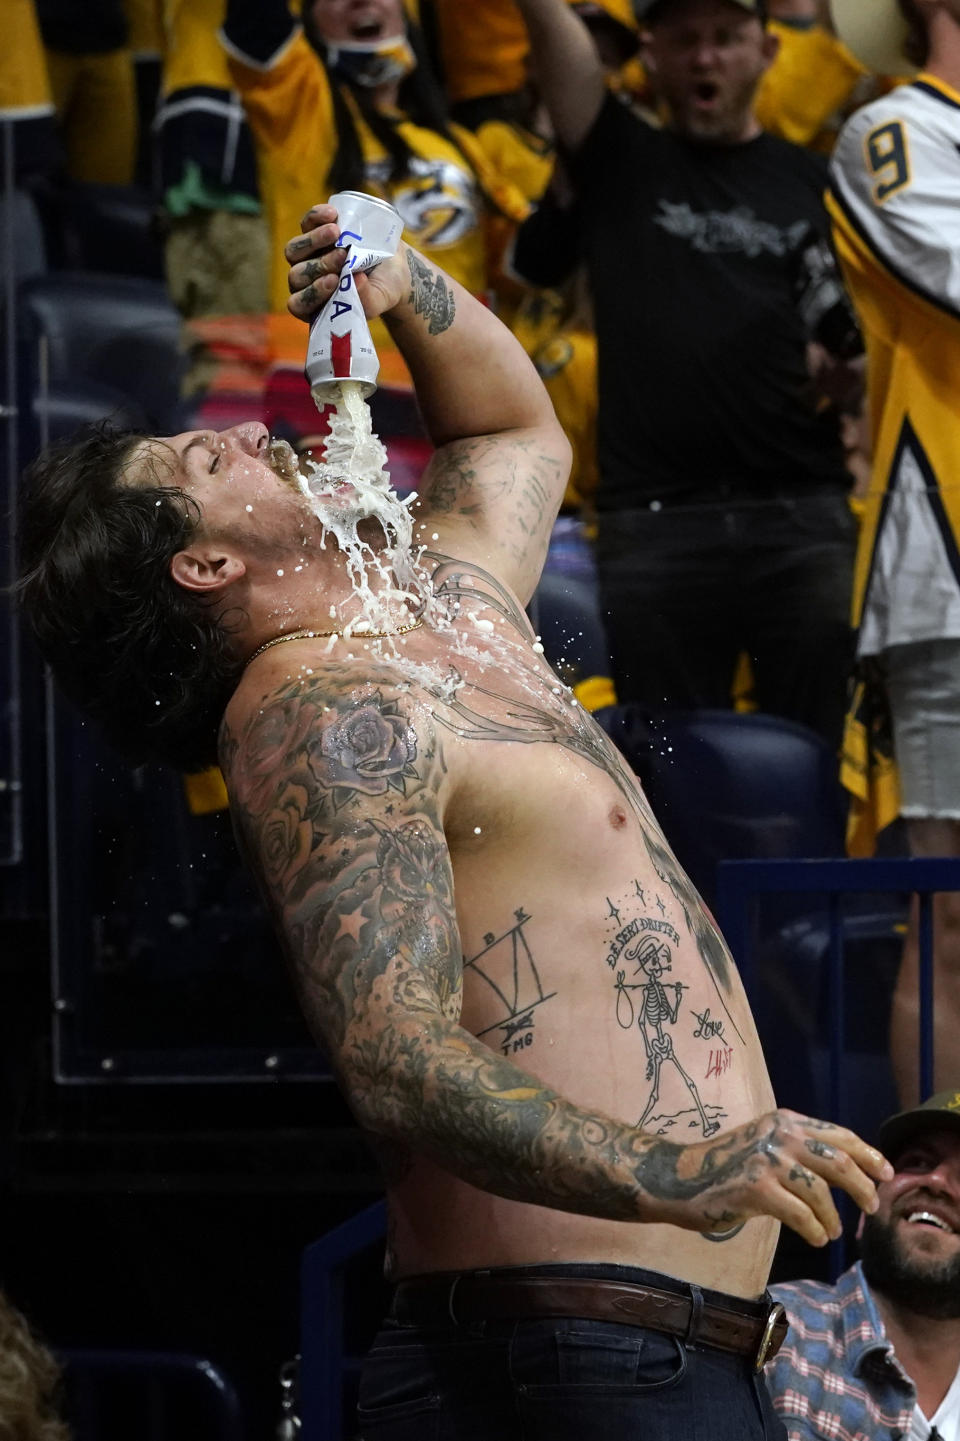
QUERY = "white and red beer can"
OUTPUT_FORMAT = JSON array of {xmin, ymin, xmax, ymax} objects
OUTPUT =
[{"xmin": 305, "ymin": 191, "xmax": 404, "ymax": 400}]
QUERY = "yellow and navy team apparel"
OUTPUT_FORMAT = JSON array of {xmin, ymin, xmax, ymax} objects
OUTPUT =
[
  {"xmin": 756, "ymin": 19, "xmax": 866, "ymax": 150},
  {"xmin": 828, "ymin": 74, "xmax": 960, "ymax": 850},
  {"xmin": 221, "ymin": 0, "xmax": 528, "ymax": 314},
  {"xmin": 432, "ymin": 0, "xmax": 529, "ymax": 105},
  {"xmin": 158, "ymin": 0, "xmax": 258, "ymax": 210},
  {"xmin": 0, "ymin": 0, "xmax": 58, "ymax": 182},
  {"xmin": 36, "ymin": 0, "xmax": 137, "ymax": 185}
]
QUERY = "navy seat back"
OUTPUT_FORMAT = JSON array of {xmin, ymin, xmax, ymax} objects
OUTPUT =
[
  {"xmin": 531, "ymin": 570, "xmax": 611, "ymax": 688},
  {"xmin": 606, "ymin": 708, "xmax": 847, "ymax": 907},
  {"xmin": 64, "ymin": 182, "xmax": 164, "ymax": 280},
  {"xmin": 18, "ymin": 272, "xmax": 185, "ymax": 441}
]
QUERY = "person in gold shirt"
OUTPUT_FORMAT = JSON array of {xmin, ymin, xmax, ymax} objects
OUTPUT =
[
  {"xmin": 221, "ymin": 0, "xmax": 529, "ymax": 317},
  {"xmin": 36, "ymin": 0, "xmax": 137, "ymax": 186},
  {"xmin": 0, "ymin": 0, "xmax": 58, "ymax": 199}
]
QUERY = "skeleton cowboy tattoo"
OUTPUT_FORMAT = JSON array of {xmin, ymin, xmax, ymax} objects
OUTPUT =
[{"xmin": 614, "ymin": 933, "xmax": 722, "ymax": 1138}]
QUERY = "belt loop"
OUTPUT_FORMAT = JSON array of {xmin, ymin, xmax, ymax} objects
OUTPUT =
[
  {"xmin": 684, "ymin": 1285, "xmax": 704, "ymax": 1348},
  {"xmin": 447, "ymin": 1274, "xmax": 462, "ymax": 1327}
]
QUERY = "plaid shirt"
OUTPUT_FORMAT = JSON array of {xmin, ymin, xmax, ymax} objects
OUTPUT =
[{"xmin": 766, "ymin": 1262, "xmax": 917, "ymax": 1441}]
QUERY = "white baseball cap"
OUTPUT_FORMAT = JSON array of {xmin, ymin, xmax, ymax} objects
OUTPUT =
[{"xmin": 830, "ymin": 0, "xmax": 919, "ymax": 76}]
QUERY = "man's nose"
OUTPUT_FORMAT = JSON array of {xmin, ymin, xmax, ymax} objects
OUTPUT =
[
  {"xmin": 691, "ymin": 42, "xmax": 719, "ymax": 68},
  {"xmin": 226, "ymin": 423, "xmax": 269, "ymax": 456},
  {"xmin": 923, "ymin": 1157, "xmax": 960, "ymax": 1194}
]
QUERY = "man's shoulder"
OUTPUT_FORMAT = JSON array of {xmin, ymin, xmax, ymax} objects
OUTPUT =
[
  {"xmin": 754, "ymin": 131, "xmax": 828, "ymax": 194},
  {"xmin": 579, "ymin": 92, "xmax": 665, "ymax": 169},
  {"xmin": 771, "ymin": 1273, "xmax": 852, "ymax": 1334},
  {"xmin": 770, "ymin": 1263, "xmax": 879, "ymax": 1372},
  {"xmin": 835, "ymin": 79, "xmax": 960, "ymax": 160}
]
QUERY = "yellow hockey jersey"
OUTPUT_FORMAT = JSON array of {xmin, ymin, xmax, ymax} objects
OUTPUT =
[
  {"xmin": 828, "ymin": 73, "xmax": 960, "ymax": 850},
  {"xmin": 223, "ymin": 23, "xmax": 526, "ymax": 312},
  {"xmin": 756, "ymin": 20, "xmax": 866, "ymax": 149},
  {"xmin": 1, "ymin": 0, "xmax": 54, "ymax": 118}
]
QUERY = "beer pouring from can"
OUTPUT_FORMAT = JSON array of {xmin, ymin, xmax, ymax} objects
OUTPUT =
[{"xmin": 305, "ymin": 191, "xmax": 404, "ymax": 403}]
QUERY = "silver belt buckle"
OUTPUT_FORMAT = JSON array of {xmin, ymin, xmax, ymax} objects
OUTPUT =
[{"xmin": 754, "ymin": 1302, "xmax": 786, "ymax": 1371}]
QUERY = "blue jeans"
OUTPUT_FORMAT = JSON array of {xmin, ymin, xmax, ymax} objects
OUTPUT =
[{"xmin": 356, "ymin": 1264, "xmax": 787, "ymax": 1440}]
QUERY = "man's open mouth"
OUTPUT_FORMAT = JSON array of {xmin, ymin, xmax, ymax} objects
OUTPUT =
[
  {"xmin": 693, "ymin": 82, "xmax": 720, "ymax": 105},
  {"xmin": 352, "ymin": 19, "xmax": 384, "ymax": 39},
  {"xmin": 903, "ymin": 1209, "xmax": 956, "ymax": 1235},
  {"xmin": 267, "ymin": 438, "xmax": 306, "ymax": 492}
]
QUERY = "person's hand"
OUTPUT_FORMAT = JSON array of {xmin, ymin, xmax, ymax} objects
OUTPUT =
[
  {"xmin": 648, "ymin": 1108, "xmax": 893, "ymax": 1247},
  {"xmin": 807, "ymin": 342, "xmax": 866, "ymax": 414},
  {"xmin": 285, "ymin": 203, "xmax": 408, "ymax": 323}
]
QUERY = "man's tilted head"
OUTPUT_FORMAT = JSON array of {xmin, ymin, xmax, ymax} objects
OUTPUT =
[
  {"xmin": 858, "ymin": 1092, "xmax": 960, "ymax": 1318},
  {"xmin": 17, "ymin": 424, "xmax": 245, "ymax": 774}
]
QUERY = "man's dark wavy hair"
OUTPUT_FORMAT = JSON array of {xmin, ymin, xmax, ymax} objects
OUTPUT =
[{"xmin": 17, "ymin": 424, "xmax": 244, "ymax": 773}]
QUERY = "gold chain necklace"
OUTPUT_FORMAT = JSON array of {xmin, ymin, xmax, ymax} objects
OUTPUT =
[{"xmin": 245, "ymin": 615, "xmax": 425, "ymax": 669}]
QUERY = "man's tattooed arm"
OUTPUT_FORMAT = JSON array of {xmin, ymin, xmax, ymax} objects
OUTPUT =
[
  {"xmin": 219, "ymin": 674, "xmax": 888, "ymax": 1245},
  {"xmin": 405, "ymin": 248, "xmax": 456, "ymax": 335},
  {"xmin": 418, "ymin": 434, "xmax": 562, "ymax": 601},
  {"xmin": 380, "ymin": 247, "xmax": 570, "ymax": 603}
]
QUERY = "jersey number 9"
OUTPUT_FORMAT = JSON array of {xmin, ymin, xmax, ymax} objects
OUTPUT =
[{"xmin": 865, "ymin": 121, "xmax": 912, "ymax": 205}]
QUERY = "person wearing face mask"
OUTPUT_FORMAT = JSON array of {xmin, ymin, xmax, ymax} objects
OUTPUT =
[
  {"xmin": 219, "ymin": 0, "xmax": 530, "ymax": 321},
  {"xmin": 766, "ymin": 1091, "xmax": 960, "ymax": 1441}
]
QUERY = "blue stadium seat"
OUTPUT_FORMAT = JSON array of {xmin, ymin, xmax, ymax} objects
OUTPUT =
[
  {"xmin": 607, "ymin": 708, "xmax": 848, "ymax": 908},
  {"xmin": 18, "ymin": 272, "xmax": 185, "ymax": 445},
  {"xmin": 531, "ymin": 570, "xmax": 612, "ymax": 688},
  {"xmin": 32, "ymin": 382, "xmax": 148, "ymax": 443},
  {"xmin": 64, "ymin": 182, "xmax": 164, "ymax": 280}
]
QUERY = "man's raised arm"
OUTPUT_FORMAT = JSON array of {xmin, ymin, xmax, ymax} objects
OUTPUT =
[
  {"xmin": 514, "ymin": 0, "xmax": 607, "ymax": 154},
  {"xmin": 287, "ymin": 215, "xmax": 571, "ymax": 602}
]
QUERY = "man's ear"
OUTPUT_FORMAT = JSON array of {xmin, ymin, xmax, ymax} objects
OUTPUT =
[
  {"xmin": 170, "ymin": 545, "xmax": 246, "ymax": 595},
  {"xmin": 760, "ymin": 27, "xmax": 781, "ymax": 73}
]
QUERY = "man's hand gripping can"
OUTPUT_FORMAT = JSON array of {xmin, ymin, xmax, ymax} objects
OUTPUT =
[{"xmin": 304, "ymin": 190, "xmax": 403, "ymax": 401}]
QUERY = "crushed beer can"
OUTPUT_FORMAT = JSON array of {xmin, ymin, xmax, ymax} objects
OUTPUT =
[{"xmin": 305, "ymin": 191, "xmax": 404, "ymax": 401}]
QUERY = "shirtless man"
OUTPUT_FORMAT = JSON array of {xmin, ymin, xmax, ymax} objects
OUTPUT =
[{"xmin": 18, "ymin": 207, "xmax": 891, "ymax": 1441}]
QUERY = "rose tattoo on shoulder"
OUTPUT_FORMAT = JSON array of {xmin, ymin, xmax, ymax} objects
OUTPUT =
[{"xmin": 308, "ymin": 691, "xmax": 419, "ymax": 809}]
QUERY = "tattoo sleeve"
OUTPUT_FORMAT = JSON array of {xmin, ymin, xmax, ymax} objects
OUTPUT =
[{"xmin": 219, "ymin": 672, "xmax": 781, "ymax": 1229}]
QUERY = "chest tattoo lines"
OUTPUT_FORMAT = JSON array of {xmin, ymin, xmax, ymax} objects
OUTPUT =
[
  {"xmin": 464, "ymin": 907, "xmax": 556, "ymax": 1061},
  {"xmin": 428, "ymin": 560, "xmax": 739, "ymax": 1005}
]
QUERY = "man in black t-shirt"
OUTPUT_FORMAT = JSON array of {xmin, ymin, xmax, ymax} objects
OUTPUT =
[{"xmin": 515, "ymin": 0, "xmax": 860, "ymax": 752}]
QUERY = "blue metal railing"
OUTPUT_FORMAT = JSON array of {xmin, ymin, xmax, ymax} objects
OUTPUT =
[
  {"xmin": 299, "ymin": 1199, "xmax": 387, "ymax": 1441},
  {"xmin": 57, "ymin": 1349, "xmax": 245, "ymax": 1441},
  {"xmin": 716, "ymin": 855, "xmax": 956, "ymax": 1106},
  {"xmin": 717, "ymin": 855, "xmax": 957, "ymax": 1276}
]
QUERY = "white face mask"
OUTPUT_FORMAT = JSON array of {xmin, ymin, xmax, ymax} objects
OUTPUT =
[{"xmin": 325, "ymin": 34, "xmax": 416, "ymax": 88}]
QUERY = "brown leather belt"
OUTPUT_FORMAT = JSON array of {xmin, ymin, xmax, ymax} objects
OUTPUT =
[{"xmin": 391, "ymin": 1274, "xmax": 789, "ymax": 1371}]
